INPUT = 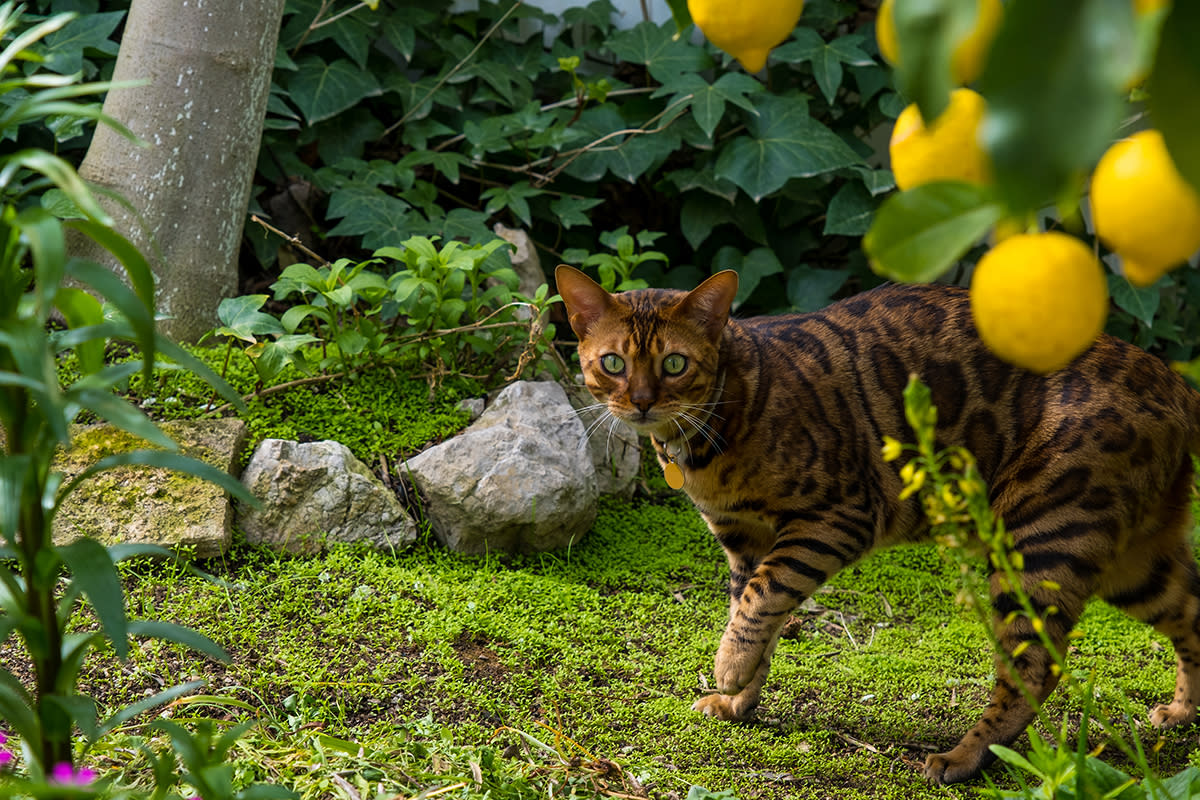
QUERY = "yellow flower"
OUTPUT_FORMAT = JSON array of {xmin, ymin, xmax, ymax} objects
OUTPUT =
[{"xmin": 881, "ymin": 436, "xmax": 904, "ymax": 461}]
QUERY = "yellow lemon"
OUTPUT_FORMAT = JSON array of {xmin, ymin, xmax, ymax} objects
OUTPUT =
[
  {"xmin": 1133, "ymin": 0, "xmax": 1168, "ymax": 13},
  {"xmin": 970, "ymin": 232, "xmax": 1109, "ymax": 374},
  {"xmin": 688, "ymin": 0, "xmax": 804, "ymax": 73},
  {"xmin": 889, "ymin": 88, "xmax": 990, "ymax": 191},
  {"xmin": 876, "ymin": 0, "xmax": 1002, "ymax": 85},
  {"xmin": 1090, "ymin": 129, "xmax": 1200, "ymax": 287}
]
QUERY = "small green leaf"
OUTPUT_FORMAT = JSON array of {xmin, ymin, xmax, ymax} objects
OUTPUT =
[
  {"xmin": 864, "ymin": 181, "xmax": 1003, "ymax": 283},
  {"xmin": 550, "ymin": 195, "xmax": 603, "ymax": 229},
  {"xmin": 733, "ymin": 247, "xmax": 784, "ymax": 309},
  {"xmin": 128, "ymin": 621, "xmax": 230, "ymax": 663}
]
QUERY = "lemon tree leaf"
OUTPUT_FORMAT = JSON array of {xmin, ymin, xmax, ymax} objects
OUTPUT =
[
  {"xmin": 1108, "ymin": 272, "xmax": 1161, "ymax": 328},
  {"xmin": 891, "ymin": 0, "xmax": 978, "ymax": 121},
  {"xmin": 864, "ymin": 181, "xmax": 1003, "ymax": 283},
  {"xmin": 714, "ymin": 94, "xmax": 862, "ymax": 202},
  {"xmin": 977, "ymin": 0, "xmax": 1134, "ymax": 215},
  {"xmin": 1147, "ymin": 1, "xmax": 1200, "ymax": 192}
]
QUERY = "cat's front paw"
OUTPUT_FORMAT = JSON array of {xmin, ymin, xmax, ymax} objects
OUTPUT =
[
  {"xmin": 692, "ymin": 693, "xmax": 757, "ymax": 722},
  {"xmin": 1150, "ymin": 701, "xmax": 1197, "ymax": 729},
  {"xmin": 923, "ymin": 747, "xmax": 987, "ymax": 785},
  {"xmin": 713, "ymin": 638, "xmax": 762, "ymax": 694}
]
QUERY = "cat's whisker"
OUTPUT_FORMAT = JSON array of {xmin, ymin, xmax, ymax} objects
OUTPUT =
[{"xmin": 675, "ymin": 409, "xmax": 726, "ymax": 454}]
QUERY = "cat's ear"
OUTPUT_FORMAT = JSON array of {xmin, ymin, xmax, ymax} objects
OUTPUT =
[
  {"xmin": 676, "ymin": 270, "xmax": 738, "ymax": 343},
  {"xmin": 555, "ymin": 264, "xmax": 615, "ymax": 337}
]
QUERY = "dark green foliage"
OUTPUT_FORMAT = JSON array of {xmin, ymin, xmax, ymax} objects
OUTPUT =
[{"xmin": 254, "ymin": 0, "xmax": 896, "ymax": 315}]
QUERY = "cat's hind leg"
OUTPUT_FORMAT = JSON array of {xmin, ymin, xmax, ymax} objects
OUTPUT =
[
  {"xmin": 1101, "ymin": 479, "xmax": 1200, "ymax": 731},
  {"xmin": 924, "ymin": 555, "xmax": 1095, "ymax": 785}
]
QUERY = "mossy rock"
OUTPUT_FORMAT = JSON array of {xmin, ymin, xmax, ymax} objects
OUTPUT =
[{"xmin": 53, "ymin": 418, "xmax": 247, "ymax": 558}]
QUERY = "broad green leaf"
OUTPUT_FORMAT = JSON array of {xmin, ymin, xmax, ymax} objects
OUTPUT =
[
  {"xmin": 0, "ymin": 454, "xmax": 29, "ymax": 543},
  {"xmin": 18, "ymin": 207, "xmax": 65, "ymax": 313},
  {"xmin": 978, "ymin": 0, "xmax": 1134, "ymax": 214},
  {"xmin": 605, "ymin": 21, "xmax": 712, "ymax": 83},
  {"xmin": 664, "ymin": 0, "xmax": 691, "ymax": 31},
  {"xmin": 53, "ymin": 287, "xmax": 104, "ymax": 374},
  {"xmin": 40, "ymin": 9, "xmax": 123, "ymax": 74},
  {"xmin": 681, "ymin": 192, "xmax": 733, "ymax": 250},
  {"xmin": 715, "ymin": 94, "xmax": 863, "ymax": 201},
  {"xmin": 397, "ymin": 149, "xmax": 470, "ymax": 185},
  {"xmin": 891, "ymin": 0, "xmax": 980, "ymax": 122},
  {"xmin": 823, "ymin": 181, "xmax": 877, "ymax": 236},
  {"xmin": 654, "ymin": 72, "xmax": 761, "ymax": 140},
  {"xmin": 59, "ymin": 538, "xmax": 128, "ymax": 659},
  {"xmin": 1108, "ymin": 272, "xmax": 1161, "ymax": 327},
  {"xmin": 1147, "ymin": 1, "xmax": 1200, "ymax": 192},
  {"xmin": 774, "ymin": 29, "xmax": 874, "ymax": 106},
  {"xmin": 0, "ymin": 677, "xmax": 40, "ymax": 745},
  {"xmin": 666, "ymin": 167, "xmax": 740, "ymax": 203},
  {"xmin": 787, "ymin": 266, "xmax": 849, "ymax": 312},
  {"xmin": 129, "ymin": 621, "xmax": 230, "ymax": 662},
  {"xmin": 326, "ymin": 186, "xmax": 413, "ymax": 251},
  {"xmin": 733, "ymin": 247, "xmax": 784, "ymax": 309},
  {"xmin": 287, "ymin": 56, "xmax": 382, "ymax": 125},
  {"xmin": 550, "ymin": 195, "xmax": 603, "ymax": 229},
  {"xmin": 863, "ymin": 181, "xmax": 1002, "ymax": 283},
  {"xmin": 215, "ymin": 295, "xmax": 285, "ymax": 343}
]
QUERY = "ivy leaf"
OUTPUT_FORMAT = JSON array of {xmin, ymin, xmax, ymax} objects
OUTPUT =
[
  {"xmin": 787, "ymin": 266, "xmax": 850, "ymax": 312},
  {"xmin": 605, "ymin": 21, "xmax": 712, "ymax": 83},
  {"xmin": 654, "ymin": 72, "xmax": 761, "ymax": 140},
  {"xmin": 774, "ymin": 29, "xmax": 874, "ymax": 105},
  {"xmin": 681, "ymin": 193, "xmax": 734, "ymax": 250},
  {"xmin": 978, "ymin": 0, "xmax": 1134, "ymax": 214},
  {"xmin": 397, "ymin": 150, "xmax": 470, "ymax": 185},
  {"xmin": 213, "ymin": 295, "xmax": 285, "ymax": 344},
  {"xmin": 666, "ymin": 167, "xmax": 740, "ymax": 204},
  {"xmin": 864, "ymin": 181, "xmax": 1003, "ymax": 283},
  {"xmin": 288, "ymin": 56, "xmax": 383, "ymax": 125},
  {"xmin": 732, "ymin": 247, "xmax": 784, "ymax": 309},
  {"xmin": 1148, "ymin": 1, "xmax": 1200, "ymax": 192},
  {"xmin": 564, "ymin": 104, "xmax": 682, "ymax": 184},
  {"xmin": 482, "ymin": 181, "xmax": 543, "ymax": 228},
  {"xmin": 823, "ymin": 181, "xmax": 877, "ymax": 236},
  {"xmin": 41, "ymin": 10, "xmax": 124, "ymax": 75},
  {"xmin": 715, "ymin": 94, "xmax": 863, "ymax": 201},
  {"xmin": 326, "ymin": 185, "xmax": 413, "ymax": 250},
  {"xmin": 550, "ymin": 196, "xmax": 604, "ymax": 229}
]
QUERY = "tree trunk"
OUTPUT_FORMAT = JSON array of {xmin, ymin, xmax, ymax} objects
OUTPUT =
[{"xmin": 75, "ymin": 0, "xmax": 285, "ymax": 342}]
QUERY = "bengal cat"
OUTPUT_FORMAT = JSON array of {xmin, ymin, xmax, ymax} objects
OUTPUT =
[{"xmin": 555, "ymin": 264, "xmax": 1200, "ymax": 784}]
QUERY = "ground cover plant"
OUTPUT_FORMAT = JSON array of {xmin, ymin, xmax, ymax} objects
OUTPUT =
[{"xmin": 10, "ymin": 479, "xmax": 1194, "ymax": 799}]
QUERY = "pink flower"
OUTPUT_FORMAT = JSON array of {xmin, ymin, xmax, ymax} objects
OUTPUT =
[
  {"xmin": 0, "ymin": 731, "xmax": 11, "ymax": 767},
  {"xmin": 50, "ymin": 762, "xmax": 95, "ymax": 785}
]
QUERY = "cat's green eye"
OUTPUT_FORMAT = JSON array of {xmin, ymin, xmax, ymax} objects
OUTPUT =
[
  {"xmin": 663, "ymin": 353, "xmax": 688, "ymax": 375},
  {"xmin": 600, "ymin": 354, "xmax": 625, "ymax": 374}
]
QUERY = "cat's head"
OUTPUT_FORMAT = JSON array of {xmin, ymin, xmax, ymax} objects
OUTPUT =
[{"xmin": 555, "ymin": 265, "xmax": 738, "ymax": 439}]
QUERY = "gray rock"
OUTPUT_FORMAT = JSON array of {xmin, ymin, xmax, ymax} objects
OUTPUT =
[
  {"xmin": 53, "ymin": 418, "xmax": 247, "ymax": 558},
  {"xmin": 566, "ymin": 384, "xmax": 641, "ymax": 499},
  {"xmin": 404, "ymin": 381, "xmax": 597, "ymax": 553},
  {"xmin": 238, "ymin": 439, "xmax": 418, "ymax": 555}
]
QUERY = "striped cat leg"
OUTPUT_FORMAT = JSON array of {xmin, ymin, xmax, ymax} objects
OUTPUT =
[
  {"xmin": 694, "ymin": 523, "xmax": 859, "ymax": 722},
  {"xmin": 1105, "ymin": 547, "xmax": 1200, "ymax": 730},
  {"xmin": 925, "ymin": 561, "xmax": 1092, "ymax": 784}
]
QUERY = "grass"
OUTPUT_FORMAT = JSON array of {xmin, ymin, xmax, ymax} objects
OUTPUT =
[{"xmin": 61, "ymin": 485, "xmax": 1200, "ymax": 800}]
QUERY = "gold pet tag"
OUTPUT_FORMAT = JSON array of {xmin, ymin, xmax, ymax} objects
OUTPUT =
[{"xmin": 663, "ymin": 459, "xmax": 685, "ymax": 490}]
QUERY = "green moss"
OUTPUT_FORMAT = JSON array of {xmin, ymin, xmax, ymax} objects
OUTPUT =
[{"xmin": 122, "ymin": 344, "xmax": 472, "ymax": 465}]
